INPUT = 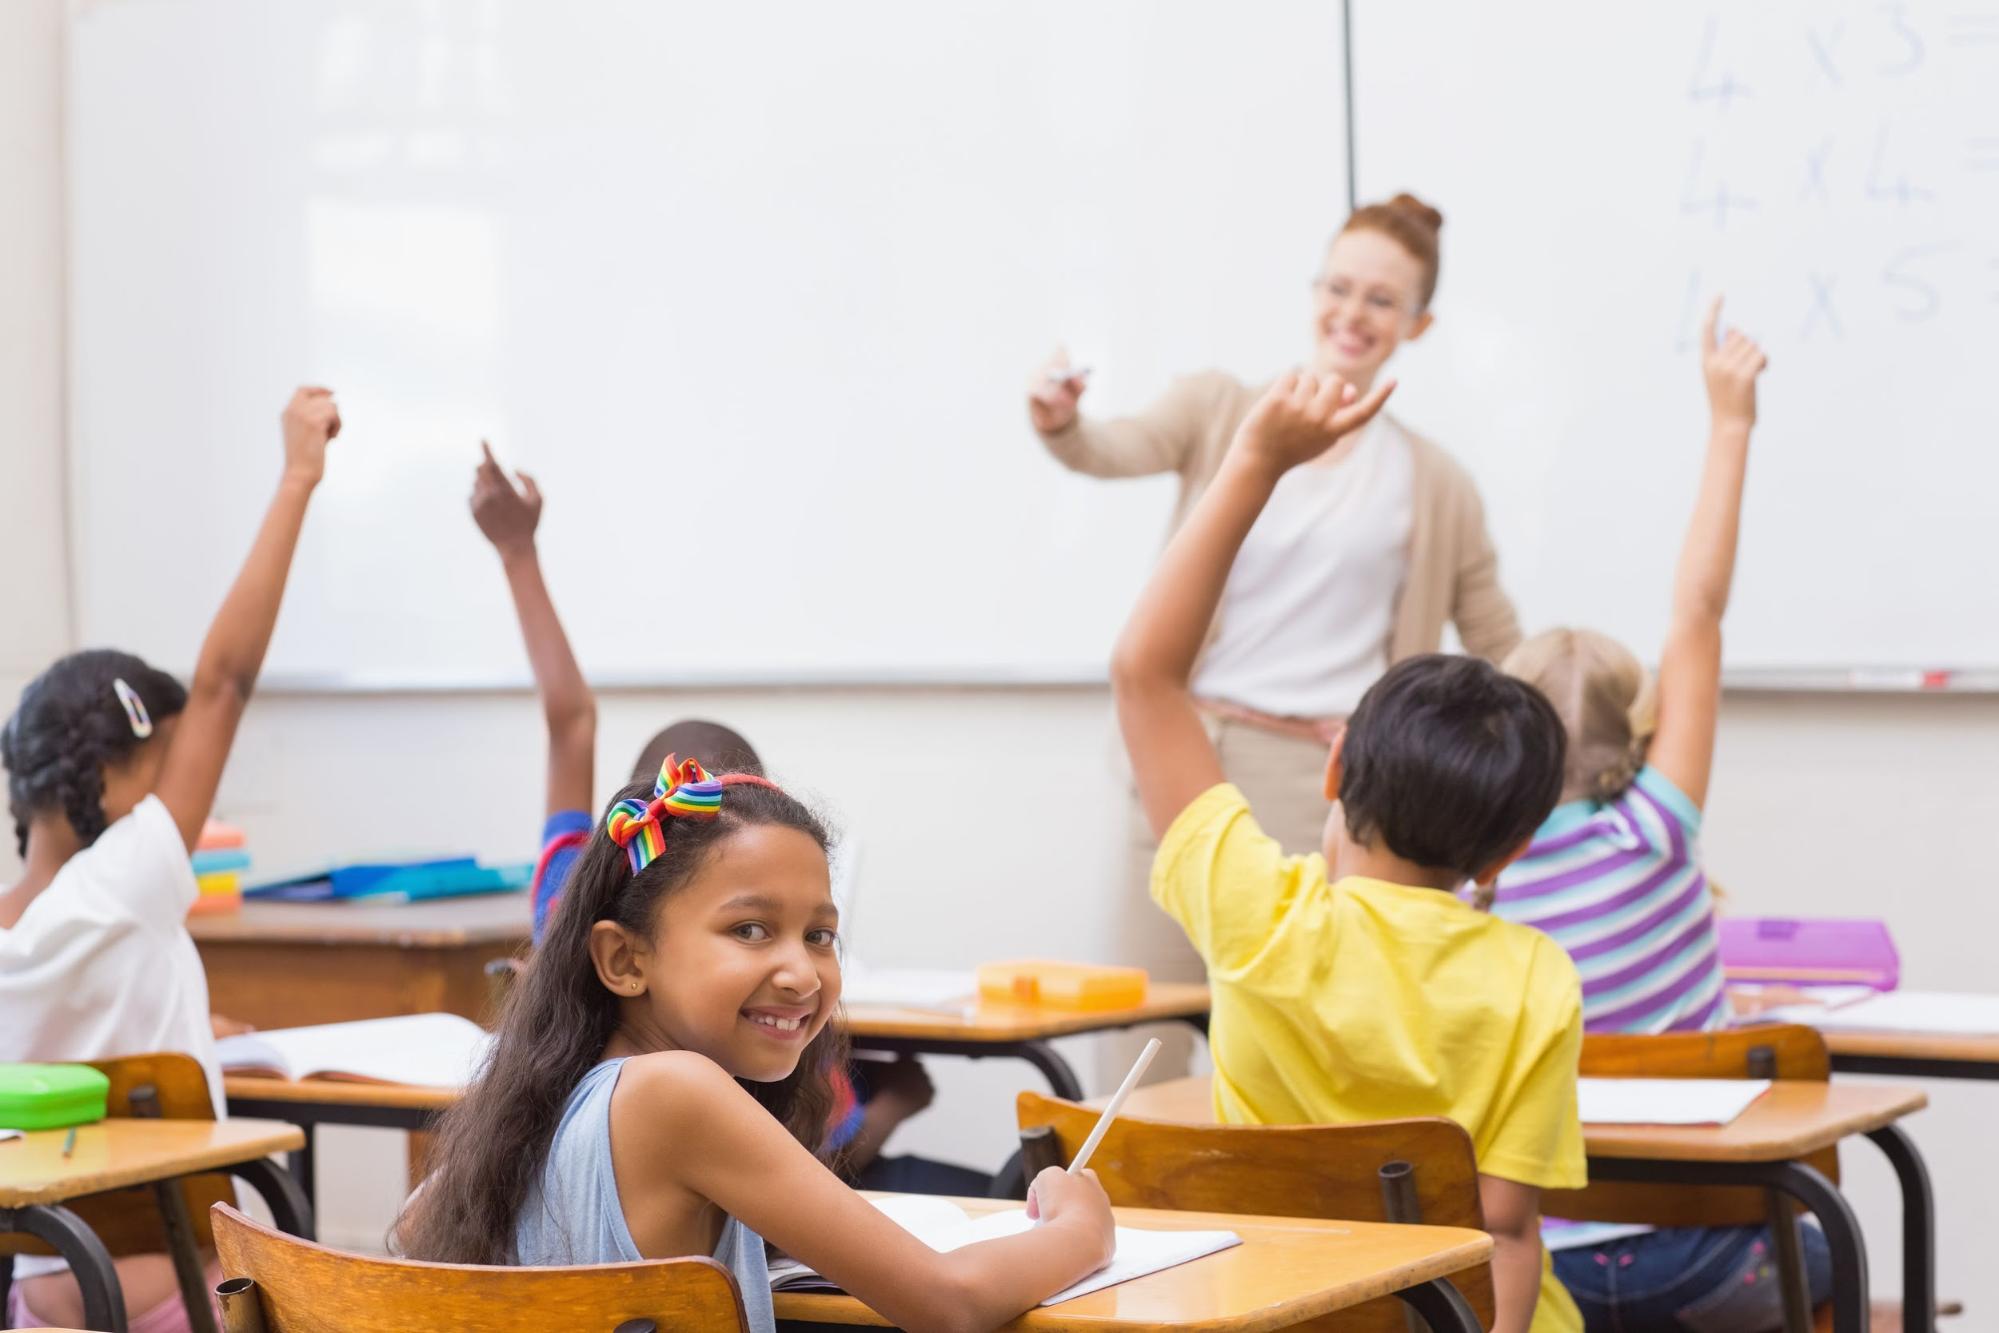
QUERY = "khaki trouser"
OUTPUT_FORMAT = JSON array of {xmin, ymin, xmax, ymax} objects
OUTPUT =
[{"xmin": 1100, "ymin": 716, "xmax": 1334, "ymax": 1087}]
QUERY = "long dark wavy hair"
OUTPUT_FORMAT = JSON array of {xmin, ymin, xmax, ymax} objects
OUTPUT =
[
  {"xmin": 394, "ymin": 771, "xmax": 845, "ymax": 1265},
  {"xmin": 3, "ymin": 649, "xmax": 187, "ymax": 856}
]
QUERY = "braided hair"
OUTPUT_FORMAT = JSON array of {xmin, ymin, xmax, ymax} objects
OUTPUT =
[{"xmin": 3, "ymin": 650, "xmax": 187, "ymax": 856}]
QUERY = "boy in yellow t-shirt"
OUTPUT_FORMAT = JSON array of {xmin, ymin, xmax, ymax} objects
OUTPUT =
[{"xmin": 1109, "ymin": 371, "xmax": 1584, "ymax": 1333}]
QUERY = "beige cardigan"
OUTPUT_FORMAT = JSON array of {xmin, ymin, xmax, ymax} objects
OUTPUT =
[{"xmin": 1038, "ymin": 370, "xmax": 1522, "ymax": 670}]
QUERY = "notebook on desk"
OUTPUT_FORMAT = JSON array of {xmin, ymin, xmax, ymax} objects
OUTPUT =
[
  {"xmin": 217, "ymin": 1013, "xmax": 491, "ymax": 1088},
  {"xmin": 766, "ymin": 1195, "xmax": 1241, "ymax": 1305}
]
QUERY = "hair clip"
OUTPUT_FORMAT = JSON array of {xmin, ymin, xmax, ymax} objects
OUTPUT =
[
  {"xmin": 112, "ymin": 678, "xmax": 154, "ymax": 739},
  {"xmin": 605, "ymin": 754, "xmax": 778, "ymax": 874}
]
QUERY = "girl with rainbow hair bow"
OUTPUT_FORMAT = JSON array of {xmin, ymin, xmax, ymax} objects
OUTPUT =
[{"xmin": 396, "ymin": 751, "xmax": 1115, "ymax": 1332}]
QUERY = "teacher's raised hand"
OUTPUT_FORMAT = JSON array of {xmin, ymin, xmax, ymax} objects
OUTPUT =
[
  {"xmin": 1026, "ymin": 348, "xmax": 1090, "ymax": 433},
  {"xmin": 1232, "ymin": 370, "xmax": 1396, "ymax": 473}
]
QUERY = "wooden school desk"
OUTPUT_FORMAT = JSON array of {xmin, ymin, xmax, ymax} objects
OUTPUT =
[
  {"xmin": 0, "ymin": 1118, "xmax": 311, "ymax": 1333},
  {"xmin": 1112, "ymin": 1077, "xmax": 1934, "ymax": 1333},
  {"xmin": 843, "ymin": 982, "xmax": 1212, "ymax": 1101},
  {"xmin": 1823, "ymin": 1028, "xmax": 1999, "ymax": 1082},
  {"xmin": 222, "ymin": 1076, "xmax": 459, "ymax": 1210},
  {"xmin": 188, "ymin": 893, "xmax": 532, "ymax": 1030},
  {"xmin": 772, "ymin": 1194, "xmax": 1492, "ymax": 1332}
]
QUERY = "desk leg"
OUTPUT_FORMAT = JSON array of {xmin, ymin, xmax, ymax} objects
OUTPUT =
[
  {"xmin": 1015, "ymin": 1040, "xmax": 1086, "ymax": 1101},
  {"xmin": 1587, "ymin": 1157, "xmax": 1868, "ymax": 1333},
  {"xmin": 1769, "ymin": 1161, "xmax": 1870, "ymax": 1333},
  {"xmin": 227, "ymin": 1155, "xmax": 317, "ymax": 1241},
  {"xmin": 1866, "ymin": 1123, "xmax": 1936, "ymax": 1333},
  {"xmin": 847, "ymin": 1037, "xmax": 1087, "ymax": 1101},
  {"xmin": 1395, "ymin": 1277, "xmax": 1483, "ymax": 1332},
  {"xmin": 0, "ymin": 1202, "xmax": 129, "ymax": 1332},
  {"xmin": 151, "ymin": 1178, "xmax": 221, "ymax": 1333},
  {"xmin": 285, "ymin": 1121, "xmax": 317, "ymax": 1210}
]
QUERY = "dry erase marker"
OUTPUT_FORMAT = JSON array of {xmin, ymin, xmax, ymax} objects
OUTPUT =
[
  {"xmin": 1044, "ymin": 365, "xmax": 1092, "ymax": 383},
  {"xmin": 1066, "ymin": 1037, "xmax": 1161, "ymax": 1176}
]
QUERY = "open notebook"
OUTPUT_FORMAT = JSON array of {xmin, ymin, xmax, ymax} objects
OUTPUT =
[
  {"xmin": 766, "ymin": 1195, "xmax": 1241, "ymax": 1305},
  {"xmin": 216, "ymin": 1013, "xmax": 492, "ymax": 1088}
]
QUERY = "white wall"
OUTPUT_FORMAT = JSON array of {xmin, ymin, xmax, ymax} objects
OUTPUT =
[
  {"xmin": 7, "ymin": 1, "xmax": 1999, "ymax": 1305},
  {"xmin": 0, "ymin": 0, "xmax": 71, "ymax": 717}
]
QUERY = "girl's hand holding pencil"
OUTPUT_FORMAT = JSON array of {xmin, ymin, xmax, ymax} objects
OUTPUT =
[{"xmin": 1024, "ymin": 1035, "xmax": 1164, "ymax": 1268}]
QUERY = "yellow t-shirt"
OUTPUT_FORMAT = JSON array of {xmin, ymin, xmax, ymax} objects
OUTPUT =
[{"xmin": 1152, "ymin": 783, "xmax": 1587, "ymax": 1333}]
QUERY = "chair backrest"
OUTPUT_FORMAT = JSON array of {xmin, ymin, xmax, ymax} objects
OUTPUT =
[
  {"xmin": 0, "ymin": 1051, "xmax": 232, "ymax": 1259},
  {"xmin": 1545, "ymin": 1023, "xmax": 1837, "ymax": 1227},
  {"xmin": 1016, "ymin": 1091, "xmax": 1495, "ymax": 1333},
  {"xmin": 210, "ymin": 1204, "xmax": 749, "ymax": 1332}
]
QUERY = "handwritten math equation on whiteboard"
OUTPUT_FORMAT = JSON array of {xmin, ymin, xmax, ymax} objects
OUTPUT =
[{"xmin": 1672, "ymin": 4, "xmax": 1998, "ymax": 350}]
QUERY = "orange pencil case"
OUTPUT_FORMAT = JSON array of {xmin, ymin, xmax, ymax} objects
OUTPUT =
[{"xmin": 976, "ymin": 960, "xmax": 1148, "ymax": 1010}]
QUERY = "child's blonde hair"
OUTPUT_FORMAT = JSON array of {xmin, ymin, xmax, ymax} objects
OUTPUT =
[{"xmin": 1502, "ymin": 629, "xmax": 1658, "ymax": 803}]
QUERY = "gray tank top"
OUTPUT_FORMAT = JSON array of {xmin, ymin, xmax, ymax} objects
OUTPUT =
[{"xmin": 514, "ymin": 1058, "xmax": 775, "ymax": 1331}]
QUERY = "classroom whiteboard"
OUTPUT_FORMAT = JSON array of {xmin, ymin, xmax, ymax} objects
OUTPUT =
[
  {"xmin": 68, "ymin": 0, "xmax": 1349, "ymax": 686},
  {"xmin": 1353, "ymin": 0, "xmax": 1999, "ymax": 675}
]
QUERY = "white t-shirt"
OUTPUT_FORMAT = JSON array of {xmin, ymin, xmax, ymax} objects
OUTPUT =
[
  {"xmin": 1193, "ymin": 415, "xmax": 1415, "ymax": 718},
  {"xmin": 0, "ymin": 795, "xmax": 221, "ymax": 1276}
]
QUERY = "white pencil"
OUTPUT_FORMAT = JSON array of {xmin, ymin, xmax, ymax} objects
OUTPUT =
[{"xmin": 1066, "ymin": 1037, "xmax": 1161, "ymax": 1176}]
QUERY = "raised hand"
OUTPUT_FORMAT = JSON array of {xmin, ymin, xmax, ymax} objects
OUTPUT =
[
  {"xmin": 1027, "ymin": 349, "xmax": 1089, "ymax": 433},
  {"xmin": 470, "ymin": 440, "xmax": 544, "ymax": 558},
  {"xmin": 1232, "ymin": 370, "xmax": 1395, "ymax": 473},
  {"xmin": 280, "ymin": 387, "xmax": 340, "ymax": 486},
  {"xmin": 1700, "ymin": 297, "xmax": 1768, "ymax": 428}
]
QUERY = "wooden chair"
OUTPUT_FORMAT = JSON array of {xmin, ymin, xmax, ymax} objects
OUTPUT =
[
  {"xmin": 1554, "ymin": 1025, "xmax": 1832, "ymax": 1333},
  {"xmin": 1016, "ymin": 1090, "xmax": 1494, "ymax": 1333},
  {"xmin": 210, "ymin": 1203, "xmax": 749, "ymax": 1332},
  {"xmin": 0, "ymin": 1052, "xmax": 242, "ymax": 1329}
]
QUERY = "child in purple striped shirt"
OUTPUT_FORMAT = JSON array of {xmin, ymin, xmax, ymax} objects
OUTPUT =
[{"xmin": 1492, "ymin": 301, "xmax": 1832, "ymax": 1331}]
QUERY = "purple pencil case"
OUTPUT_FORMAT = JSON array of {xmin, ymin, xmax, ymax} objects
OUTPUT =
[{"xmin": 1716, "ymin": 917, "xmax": 1899, "ymax": 990}]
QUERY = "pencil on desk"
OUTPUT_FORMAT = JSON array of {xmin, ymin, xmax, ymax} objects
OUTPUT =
[
  {"xmin": 62, "ymin": 1125, "xmax": 77, "ymax": 1158},
  {"xmin": 1067, "ymin": 1037, "xmax": 1161, "ymax": 1176}
]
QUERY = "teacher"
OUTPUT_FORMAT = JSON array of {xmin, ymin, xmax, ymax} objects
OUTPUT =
[{"xmin": 1029, "ymin": 192, "xmax": 1521, "ymax": 983}]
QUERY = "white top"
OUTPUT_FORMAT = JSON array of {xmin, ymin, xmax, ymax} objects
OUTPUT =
[
  {"xmin": 0, "ymin": 795, "xmax": 220, "ymax": 1277},
  {"xmin": 1193, "ymin": 415, "xmax": 1415, "ymax": 718}
]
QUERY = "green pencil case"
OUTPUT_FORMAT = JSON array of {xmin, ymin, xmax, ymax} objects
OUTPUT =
[{"xmin": 0, "ymin": 1062, "xmax": 111, "ymax": 1131}]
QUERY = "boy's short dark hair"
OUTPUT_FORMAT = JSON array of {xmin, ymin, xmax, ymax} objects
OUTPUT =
[
  {"xmin": 1339, "ymin": 654, "xmax": 1566, "ymax": 880},
  {"xmin": 629, "ymin": 718, "xmax": 762, "ymax": 783}
]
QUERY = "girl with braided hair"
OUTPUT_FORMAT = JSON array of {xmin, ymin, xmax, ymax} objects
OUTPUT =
[
  {"xmin": 0, "ymin": 386, "xmax": 340, "ymax": 1332},
  {"xmin": 1490, "ymin": 307, "xmax": 1834, "ymax": 1329}
]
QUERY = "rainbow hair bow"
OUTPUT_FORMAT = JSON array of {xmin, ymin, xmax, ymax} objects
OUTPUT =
[{"xmin": 605, "ymin": 754, "xmax": 775, "ymax": 873}]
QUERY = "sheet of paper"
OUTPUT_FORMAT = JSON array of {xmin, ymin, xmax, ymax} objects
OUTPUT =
[
  {"xmin": 956, "ymin": 1209, "xmax": 1243, "ymax": 1305},
  {"xmin": 0, "ymin": 1128, "xmax": 22, "ymax": 1143},
  {"xmin": 771, "ymin": 1196, "xmax": 1242, "ymax": 1303},
  {"xmin": 1577, "ymin": 1077, "xmax": 1770, "ymax": 1126},
  {"xmin": 839, "ymin": 967, "xmax": 977, "ymax": 1011},
  {"xmin": 1798, "ymin": 990, "xmax": 1999, "ymax": 1036},
  {"xmin": 1542, "ymin": 1218, "xmax": 1656, "ymax": 1251}
]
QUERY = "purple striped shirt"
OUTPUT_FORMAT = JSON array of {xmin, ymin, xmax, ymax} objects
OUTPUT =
[{"xmin": 1490, "ymin": 766, "xmax": 1727, "ymax": 1035}]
